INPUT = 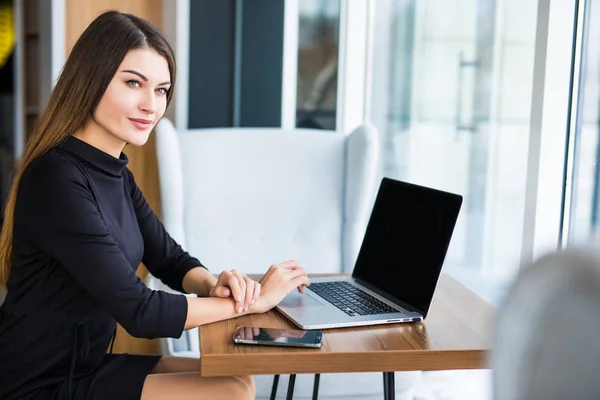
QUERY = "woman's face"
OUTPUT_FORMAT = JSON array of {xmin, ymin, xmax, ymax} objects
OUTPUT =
[{"xmin": 91, "ymin": 48, "xmax": 171, "ymax": 149}]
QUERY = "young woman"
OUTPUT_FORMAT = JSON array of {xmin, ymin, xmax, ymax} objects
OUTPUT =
[{"xmin": 0, "ymin": 11, "xmax": 309, "ymax": 400}]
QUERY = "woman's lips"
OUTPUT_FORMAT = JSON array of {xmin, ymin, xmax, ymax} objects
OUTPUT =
[{"xmin": 128, "ymin": 118, "xmax": 152, "ymax": 130}]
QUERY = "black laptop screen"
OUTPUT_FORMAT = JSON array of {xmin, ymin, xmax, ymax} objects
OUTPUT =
[{"xmin": 352, "ymin": 178, "xmax": 463, "ymax": 317}]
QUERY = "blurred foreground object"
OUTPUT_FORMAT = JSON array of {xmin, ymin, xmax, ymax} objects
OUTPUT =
[
  {"xmin": 0, "ymin": 0, "xmax": 14, "ymax": 68},
  {"xmin": 492, "ymin": 248, "xmax": 600, "ymax": 400}
]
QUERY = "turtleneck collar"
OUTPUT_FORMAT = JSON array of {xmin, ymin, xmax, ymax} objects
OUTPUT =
[{"xmin": 59, "ymin": 136, "xmax": 129, "ymax": 177}]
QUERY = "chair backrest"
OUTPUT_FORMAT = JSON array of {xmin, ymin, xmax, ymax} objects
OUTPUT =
[
  {"xmin": 492, "ymin": 248, "xmax": 600, "ymax": 400},
  {"xmin": 155, "ymin": 119, "xmax": 379, "ymax": 274}
]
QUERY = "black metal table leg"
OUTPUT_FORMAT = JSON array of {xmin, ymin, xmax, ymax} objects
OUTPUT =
[
  {"xmin": 383, "ymin": 372, "xmax": 395, "ymax": 400},
  {"xmin": 312, "ymin": 373, "xmax": 321, "ymax": 400},
  {"xmin": 270, "ymin": 375, "xmax": 280, "ymax": 400},
  {"xmin": 286, "ymin": 374, "xmax": 297, "ymax": 400}
]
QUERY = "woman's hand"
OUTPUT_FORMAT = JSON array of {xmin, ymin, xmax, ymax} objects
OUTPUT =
[
  {"xmin": 209, "ymin": 269, "xmax": 261, "ymax": 313},
  {"xmin": 251, "ymin": 260, "xmax": 310, "ymax": 314}
]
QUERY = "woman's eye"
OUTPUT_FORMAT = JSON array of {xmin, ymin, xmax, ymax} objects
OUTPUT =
[
  {"xmin": 156, "ymin": 88, "xmax": 168, "ymax": 95},
  {"xmin": 127, "ymin": 80, "xmax": 141, "ymax": 88}
]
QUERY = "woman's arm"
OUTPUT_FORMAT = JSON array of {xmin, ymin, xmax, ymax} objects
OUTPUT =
[
  {"xmin": 125, "ymin": 169, "xmax": 206, "ymax": 293},
  {"xmin": 183, "ymin": 261, "xmax": 310, "ymax": 330},
  {"xmin": 184, "ymin": 296, "xmax": 246, "ymax": 329},
  {"xmin": 123, "ymin": 170, "xmax": 310, "ymax": 326},
  {"xmin": 126, "ymin": 169, "xmax": 263, "ymax": 311},
  {"xmin": 182, "ymin": 266, "xmax": 217, "ymax": 297}
]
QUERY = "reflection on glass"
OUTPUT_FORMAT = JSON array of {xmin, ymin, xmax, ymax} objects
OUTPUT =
[
  {"xmin": 296, "ymin": 0, "xmax": 340, "ymax": 130},
  {"xmin": 569, "ymin": 0, "xmax": 600, "ymax": 244},
  {"xmin": 370, "ymin": 0, "xmax": 538, "ymax": 304}
]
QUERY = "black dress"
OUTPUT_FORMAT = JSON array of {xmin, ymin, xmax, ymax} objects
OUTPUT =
[{"xmin": 0, "ymin": 136, "xmax": 206, "ymax": 399}]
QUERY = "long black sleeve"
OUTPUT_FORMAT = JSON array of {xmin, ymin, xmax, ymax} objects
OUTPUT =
[
  {"xmin": 124, "ymin": 169, "xmax": 206, "ymax": 293},
  {"xmin": 19, "ymin": 153, "xmax": 188, "ymax": 339}
]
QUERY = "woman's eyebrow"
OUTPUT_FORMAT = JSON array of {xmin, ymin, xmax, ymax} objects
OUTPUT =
[{"xmin": 121, "ymin": 69, "xmax": 171, "ymax": 86}]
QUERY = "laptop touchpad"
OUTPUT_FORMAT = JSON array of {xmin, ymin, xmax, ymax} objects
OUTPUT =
[{"xmin": 279, "ymin": 294, "xmax": 324, "ymax": 308}]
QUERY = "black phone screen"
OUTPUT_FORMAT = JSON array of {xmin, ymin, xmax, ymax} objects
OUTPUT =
[{"xmin": 233, "ymin": 327, "xmax": 323, "ymax": 348}]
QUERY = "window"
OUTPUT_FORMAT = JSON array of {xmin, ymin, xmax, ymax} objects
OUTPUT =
[
  {"xmin": 369, "ymin": 0, "xmax": 539, "ymax": 304},
  {"xmin": 568, "ymin": 0, "xmax": 600, "ymax": 245},
  {"xmin": 295, "ymin": 0, "xmax": 340, "ymax": 130}
]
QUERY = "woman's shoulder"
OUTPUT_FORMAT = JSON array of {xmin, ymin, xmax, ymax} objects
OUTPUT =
[
  {"xmin": 15, "ymin": 149, "xmax": 91, "ymax": 218},
  {"xmin": 21, "ymin": 148, "xmax": 87, "ymax": 188}
]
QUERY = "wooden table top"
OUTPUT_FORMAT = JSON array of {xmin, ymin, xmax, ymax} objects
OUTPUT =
[{"xmin": 198, "ymin": 273, "xmax": 495, "ymax": 376}]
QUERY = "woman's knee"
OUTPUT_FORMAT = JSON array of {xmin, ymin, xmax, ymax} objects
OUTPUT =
[
  {"xmin": 142, "ymin": 373, "xmax": 255, "ymax": 400},
  {"xmin": 234, "ymin": 375, "xmax": 256, "ymax": 398}
]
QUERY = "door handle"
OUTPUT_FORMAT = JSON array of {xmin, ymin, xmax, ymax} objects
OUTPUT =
[{"xmin": 456, "ymin": 51, "xmax": 479, "ymax": 133}]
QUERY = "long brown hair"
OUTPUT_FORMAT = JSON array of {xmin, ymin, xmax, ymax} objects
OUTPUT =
[{"xmin": 0, "ymin": 11, "xmax": 176, "ymax": 287}]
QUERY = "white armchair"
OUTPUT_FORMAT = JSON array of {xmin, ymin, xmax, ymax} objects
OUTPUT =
[
  {"xmin": 147, "ymin": 117, "xmax": 380, "ymax": 357},
  {"xmin": 154, "ymin": 119, "xmax": 380, "ymax": 276}
]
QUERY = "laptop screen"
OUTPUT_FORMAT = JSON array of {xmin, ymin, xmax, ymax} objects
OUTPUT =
[{"xmin": 352, "ymin": 178, "xmax": 463, "ymax": 317}]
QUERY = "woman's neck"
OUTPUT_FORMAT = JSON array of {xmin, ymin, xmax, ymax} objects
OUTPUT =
[{"xmin": 73, "ymin": 119, "xmax": 126, "ymax": 158}]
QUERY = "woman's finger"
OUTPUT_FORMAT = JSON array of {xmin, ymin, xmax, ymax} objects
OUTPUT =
[
  {"xmin": 297, "ymin": 284, "xmax": 307, "ymax": 294},
  {"xmin": 252, "ymin": 282, "xmax": 261, "ymax": 305},
  {"xmin": 214, "ymin": 285, "xmax": 230, "ymax": 297},
  {"xmin": 278, "ymin": 260, "xmax": 301, "ymax": 269},
  {"xmin": 290, "ymin": 275, "xmax": 311, "ymax": 291},
  {"xmin": 231, "ymin": 270, "xmax": 246, "ymax": 312},
  {"xmin": 210, "ymin": 272, "xmax": 230, "ymax": 297},
  {"xmin": 243, "ymin": 276, "xmax": 254, "ymax": 311},
  {"xmin": 299, "ymin": 280, "xmax": 310, "ymax": 293},
  {"xmin": 286, "ymin": 267, "xmax": 308, "ymax": 281},
  {"xmin": 226, "ymin": 273, "xmax": 243, "ymax": 312}
]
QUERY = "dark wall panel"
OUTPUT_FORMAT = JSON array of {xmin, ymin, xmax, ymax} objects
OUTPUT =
[
  {"xmin": 239, "ymin": 0, "xmax": 284, "ymax": 127},
  {"xmin": 188, "ymin": 0, "xmax": 235, "ymax": 128}
]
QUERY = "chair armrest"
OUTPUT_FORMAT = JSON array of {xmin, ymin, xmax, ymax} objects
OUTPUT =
[{"xmin": 343, "ymin": 121, "xmax": 381, "ymax": 272}]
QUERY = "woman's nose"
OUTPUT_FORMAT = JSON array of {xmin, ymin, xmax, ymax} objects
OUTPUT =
[{"xmin": 140, "ymin": 92, "xmax": 157, "ymax": 114}]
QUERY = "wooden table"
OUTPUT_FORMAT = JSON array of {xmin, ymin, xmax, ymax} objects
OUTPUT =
[{"xmin": 199, "ymin": 273, "xmax": 494, "ymax": 399}]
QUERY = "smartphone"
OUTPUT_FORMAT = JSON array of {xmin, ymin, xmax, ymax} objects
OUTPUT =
[{"xmin": 233, "ymin": 326, "xmax": 323, "ymax": 348}]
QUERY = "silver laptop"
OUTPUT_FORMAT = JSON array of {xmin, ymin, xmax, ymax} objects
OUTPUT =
[{"xmin": 276, "ymin": 177, "xmax": 463, "ymax": 330}]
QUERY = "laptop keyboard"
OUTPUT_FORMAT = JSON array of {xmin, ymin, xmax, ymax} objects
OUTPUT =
[{"xmin": 308, "ymin": 281, "xmax": 397, "ymax": 316}]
